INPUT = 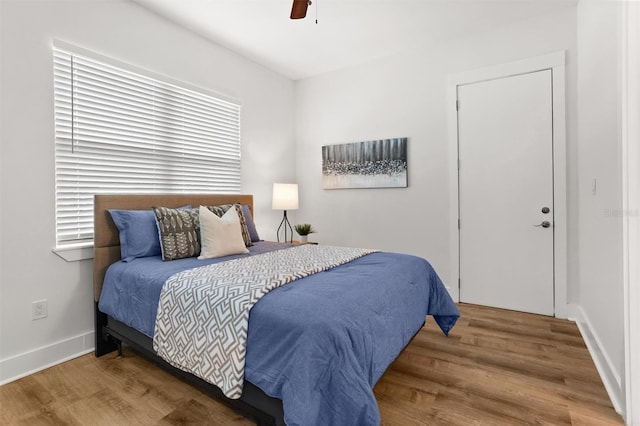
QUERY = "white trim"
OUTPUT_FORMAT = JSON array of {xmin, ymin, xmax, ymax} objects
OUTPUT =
[
  {"xmin": 567, "ymin": 304, "xmax": 624, "ymax": 415},
  {"xmin": 551, "ymin": 60, "xmax": 568, "ymax": 319},
  {"xmin": 0, "ymin": 331, "xmax": 95, "ymax": 385},
  {"xmin": 447, "ymin": 51, "xmax": 568, "ymax": 317},
  {"xmin": 622, "ymin": 2, "xmax": 640, "ymax": 424},
  {"xmin": 447, "ymin": 75, "xmax": 460, "ymax": 302},
  {"xmin": 449, "ymin": 51, "xmax": 565, "ymax": 90},
  {"xmin": 52, "ymin": 243, "xmax": 94, "ymax": 262}
]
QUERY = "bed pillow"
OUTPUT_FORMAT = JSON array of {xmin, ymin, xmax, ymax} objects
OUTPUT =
[
  {"xmin": 108, "ymin": 209, "xmax": 161, "ymax": 262},
  {"xmin": 242, "ymin": 204, "xmax": 261, "ymax": 242},
  {"xmin": 153, "ymin": 206, "xmax": 200, "ymax": 261},
  {"xmin": 206, "ymin": 204, "xmax": 253, "ymax": 247},
  {"xmin": 198, "ymin": 205, "xmax": 249, "ymax": 259}
]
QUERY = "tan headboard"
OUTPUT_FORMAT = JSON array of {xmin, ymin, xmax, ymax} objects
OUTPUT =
[{"xmin": 94, "ymin": 194, "xmax": 254, "ymax": 302}]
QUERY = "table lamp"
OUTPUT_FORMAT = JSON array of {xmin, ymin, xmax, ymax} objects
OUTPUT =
[{"xmin": 272, "ymin": 183, "xmax": 299, "ymax": 243}]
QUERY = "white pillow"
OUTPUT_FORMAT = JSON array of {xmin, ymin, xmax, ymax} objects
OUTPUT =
[{"xmin": 198, "ymin": 205, "xmax": 249, "ymax": 259}]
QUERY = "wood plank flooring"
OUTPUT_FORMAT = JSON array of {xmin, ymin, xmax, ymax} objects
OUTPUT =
[
  {"xmin": 375, "ymin": 304, "xmax": 622, "ymax": 425},
  {"xmin": 0, "ymin": 304, "xmax": 623, "ymax": 425}
]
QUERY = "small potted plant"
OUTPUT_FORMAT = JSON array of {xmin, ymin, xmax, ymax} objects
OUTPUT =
[{"xmin": 294, "ymin": 223, "xmax": 316, "ymax": 243}]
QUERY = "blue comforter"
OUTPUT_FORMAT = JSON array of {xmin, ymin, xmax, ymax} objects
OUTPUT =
[{"xmin": 99, "ymin": 242, "xmax": 459, "ymax": 426}]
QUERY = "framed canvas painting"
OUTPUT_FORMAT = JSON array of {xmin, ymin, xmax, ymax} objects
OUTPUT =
[{"xmin": 322, "ymin": 137, "xmax": 407, "ymax": 189}]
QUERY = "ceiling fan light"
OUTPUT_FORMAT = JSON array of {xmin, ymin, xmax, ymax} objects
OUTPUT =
[{"xmin": 290, "ymin": 0, "xmax": 310, "ymax": 19}]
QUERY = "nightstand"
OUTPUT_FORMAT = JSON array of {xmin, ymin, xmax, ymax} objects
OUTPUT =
[{"xmin": 292, "ymin": 240, "xmax": 318, "ymax": 245}]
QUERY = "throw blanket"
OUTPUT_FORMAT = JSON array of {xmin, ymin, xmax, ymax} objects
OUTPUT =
[{"xmin": 153, "ymin": 245, "xmax": 376, "ymax": 399}]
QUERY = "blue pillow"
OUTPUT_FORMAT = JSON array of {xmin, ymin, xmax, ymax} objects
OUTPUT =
[
  {"xmin": 242, "ymin": 204, "xmax": 261, "ymax": 242},
  {"xmin": 108, "ymin": 209, "xmax": 161, "ymax": 262}
]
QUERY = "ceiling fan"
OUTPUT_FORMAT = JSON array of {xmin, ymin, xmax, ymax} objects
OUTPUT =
[{"xmin": 290, "ymin": 0, "xmax": 312, "ymax": 19}]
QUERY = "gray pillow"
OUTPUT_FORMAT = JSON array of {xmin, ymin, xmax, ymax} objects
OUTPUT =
[{"xmin": 153, "ymin": 206, "xmax": 200, "ymax": 261}]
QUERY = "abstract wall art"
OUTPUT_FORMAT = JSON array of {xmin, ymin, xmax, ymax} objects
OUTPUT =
[{"xmin": 322, "ymin": 137, "xmax": 408, "ymax": 189}]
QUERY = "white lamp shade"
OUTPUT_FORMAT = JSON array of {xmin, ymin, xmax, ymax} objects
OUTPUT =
[{"xmin": 272, "ymin": 183, "xmax": 299, "ymax": 210}]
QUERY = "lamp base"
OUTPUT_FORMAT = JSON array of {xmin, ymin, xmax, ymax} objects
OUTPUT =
[{"xmin": 277, "ymin": 210, "xmax": 293, "ymax": 243}]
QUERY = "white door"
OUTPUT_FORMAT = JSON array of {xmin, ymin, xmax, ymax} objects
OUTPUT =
[{"xmin": 458, "ymin": 69, "xmax": 554, "ymax": 316}]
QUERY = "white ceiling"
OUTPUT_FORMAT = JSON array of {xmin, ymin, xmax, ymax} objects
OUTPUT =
[{"xmin": 132, "ymin": 0, "xmax": 577, "ymax": 80}]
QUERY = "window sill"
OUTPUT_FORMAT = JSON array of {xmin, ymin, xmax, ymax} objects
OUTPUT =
[{"xmin": 53, "ymin": 243, "xmax": 94, "ymax": 262}]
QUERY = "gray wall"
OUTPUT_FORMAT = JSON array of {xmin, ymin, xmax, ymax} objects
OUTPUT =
[
  {"xmin": 293, "ymin": 8, "xmax": 578, "ymax": 293},
  {"xmin": 576, "ymin": 0, "xmax": 625, "ymax": 411},
  {"xmin": 293, "ymin": 1, "xmax": 626, "ymax": 413},
  {"xmin": 0, "ymin": 0, "xmax": 628, "ymax": 417},
  {"xmin": 0, "ymin": 0, "xmax": 295, "ymax": 382}
]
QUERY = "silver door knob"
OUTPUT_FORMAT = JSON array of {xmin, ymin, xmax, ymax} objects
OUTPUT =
[{"xmin": 534, "ymin": 221, "xmax": 551, "ymax": 228}]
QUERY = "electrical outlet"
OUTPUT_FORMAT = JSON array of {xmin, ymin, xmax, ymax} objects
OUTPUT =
[{"xmin": 32, "ymin": 300, "xmax": 48, "ymax": 320}]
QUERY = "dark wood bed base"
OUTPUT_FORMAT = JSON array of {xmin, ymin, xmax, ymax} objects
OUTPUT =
[
  {"xmin": 93, "ymin": 194, "xmax": 285, "ymax": 426},
  {"xmin": 95, "ymin": 303, "xmax": 284, "ymax": 425}
]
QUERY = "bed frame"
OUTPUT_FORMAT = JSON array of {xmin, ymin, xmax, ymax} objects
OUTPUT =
[{"xmin": 93, "ymin": 194, "xmax": 285, "ymax": 426}]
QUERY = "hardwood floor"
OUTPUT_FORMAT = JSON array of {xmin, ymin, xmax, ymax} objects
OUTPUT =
[
  {"xmin": 375, "ymin": 304, "xmax": 622, "ymax": 425},
  {"xmin": 0, "ymin": 304, "xmax": 623, "ymax": 425}
]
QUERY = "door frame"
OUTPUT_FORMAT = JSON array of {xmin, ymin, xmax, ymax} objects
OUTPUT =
[
  {"xmin": 447, "ymin": 51, "xmax": 568, "ymax": 318},
  {"xmin": 622, "ymin": 1, "xmax": 639, "ymax": 422}
]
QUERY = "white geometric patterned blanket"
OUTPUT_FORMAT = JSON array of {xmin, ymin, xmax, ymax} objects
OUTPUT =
[{"xmin": 152, "ymin": 244, "xmax": 376, "ymax": 399}]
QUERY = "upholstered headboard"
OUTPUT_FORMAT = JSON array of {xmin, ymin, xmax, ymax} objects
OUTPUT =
[{"xmin": 93, "ymin": 194, "xmax": 254, "ymax": 302}]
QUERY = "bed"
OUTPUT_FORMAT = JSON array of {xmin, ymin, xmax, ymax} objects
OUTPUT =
[{"xmin": 93, "ymin": 194, "xmax": 459, "ymax": 426}]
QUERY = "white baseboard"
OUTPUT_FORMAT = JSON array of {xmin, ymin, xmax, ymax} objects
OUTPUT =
[
  {"xmin": 567, "ymin": 303, "xmax": 624, "ymax": 415},
  {"xmin": 0, "ymin": 331, "xmax": 95, "ymax": 386}
]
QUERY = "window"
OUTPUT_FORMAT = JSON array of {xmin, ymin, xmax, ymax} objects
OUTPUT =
[{"xmin": 53, "ymin": 43, "xmax": 241, "ymax": 248}]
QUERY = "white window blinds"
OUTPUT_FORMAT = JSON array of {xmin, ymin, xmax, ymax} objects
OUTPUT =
[{"xmin": 53, "ymin": 46, "xmax": 241, "ymax": 247}]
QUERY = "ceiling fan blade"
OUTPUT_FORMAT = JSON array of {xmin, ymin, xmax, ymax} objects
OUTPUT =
[{"xmin": 290, "ymin": 0, "xmax": 309, "ymax": 19}]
